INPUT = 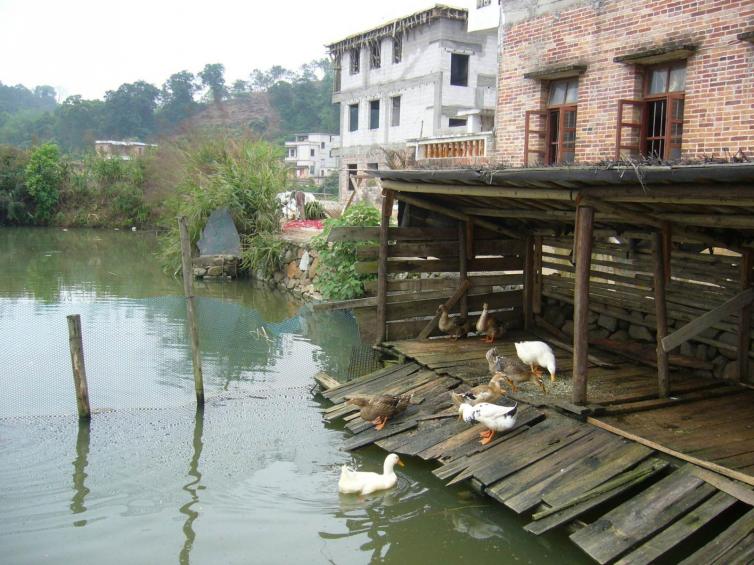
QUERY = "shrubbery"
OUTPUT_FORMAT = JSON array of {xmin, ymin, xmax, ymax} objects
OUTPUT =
[{"xmin": 311, "ymin": 203, "xmax": 380, "ymax": 300}]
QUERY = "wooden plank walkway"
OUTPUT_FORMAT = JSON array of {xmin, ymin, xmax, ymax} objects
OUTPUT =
[{"xmin": 321, "ymin": 334, "xmax": 754, "ymax": 563}]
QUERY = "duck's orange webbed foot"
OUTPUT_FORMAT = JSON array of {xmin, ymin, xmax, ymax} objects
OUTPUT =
[{"xmin": 373, "ymin": 416, "xmax": 388, "ymax": 430}]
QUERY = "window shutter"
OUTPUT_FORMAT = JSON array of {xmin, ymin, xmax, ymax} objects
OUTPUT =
[
  {"xmin": 615, "ymin": 99, "xmax": 644, "ymax": 160},
  {"xmin": 524, "ymin": 110, "xmax": 547, "ymax": 166}
]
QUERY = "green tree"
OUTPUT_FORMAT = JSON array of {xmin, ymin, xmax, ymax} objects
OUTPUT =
[
  {"xmin": 0, "ymin": 145, "xmax": 31, "ymax": 224},
  {"xmin": 103, "ymin": 81, "xmax": 160, "ymax": 139},
  {"xmin": 199, "ymin": 63, "xmax": 227, "ymax": 103},
  {"xmin": 25, "ymin": 143, "xmax": 62, "ymax": 223},
  {"xmin": 54, "ymin": 96, "xmax": 105, "ymax": 152},
  {"xmin": 159, "ymin": 71, "xmax": 198, "ymax": 129}
]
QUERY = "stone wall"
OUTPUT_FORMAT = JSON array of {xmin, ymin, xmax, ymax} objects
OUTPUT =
[
  {"xmin": 540, "ymin": 294, "xmax": 752, "ymax": 383},
  {"xmin": 251, "ymin": 242, "xmax": 323, "ymax": 301}
]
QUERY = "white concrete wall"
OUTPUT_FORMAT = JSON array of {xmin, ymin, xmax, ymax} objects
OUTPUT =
[{"xmin": 284, "ymin": 133, "xmax": 340, "ymax": 177}]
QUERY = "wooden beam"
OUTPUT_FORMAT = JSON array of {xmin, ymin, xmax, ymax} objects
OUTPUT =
[
  {"xmin": 573, "ymin": 205, "xmax": 594, "ymax": 405},
  {"xmin": 416, "ymin": 279, "xmax": 472, "ymax": 339},
  {"xmin": 533, "ymin": 236, "xmax": 543, "ymax": 315},
  {"xmin": 654, "ymin": 231, "xmax": 670, "ymax": 397},
  {"xmin": 395, "ymin": 192, "xmax": 520, "ymax": 239},
  {"xmin": 381, "ymin": 179, "xmax": 576, "ymax": 201},
  {"xmin": 587, "ymin": 417, "xmax": 754, "ymax": 487},
  {"xmin": 375, "ymin": 191, "xmax": 394, "ymax": 344},
  {"xmin": 661, "ymin": 287, "xmax": 754, "ymax": 353},
  {"xmin": 739, "ymin": 250, "xmax": 753, "ymax": 383},
  {"xmin": 459, "ymin": 221, "xmax": 468, "ymax": 318},
  {"xmin": 523, "ymin": 236, "xmax": 535, "ymax": 331}
]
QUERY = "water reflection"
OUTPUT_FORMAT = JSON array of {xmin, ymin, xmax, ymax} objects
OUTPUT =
[
  {"xmin": 70, "ymin": 418, "xmax": 91, "ymax": 527},
  {"xmin": 179, "ymin": 406, "xmax": 205, "ymax": 565}
]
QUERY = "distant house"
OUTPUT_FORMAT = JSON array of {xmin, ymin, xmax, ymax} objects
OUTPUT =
[
  {"xmin": 95, "ymin": 140, "xmax": 158, "ymax": 160},
  {"xmin": 326, "ymin": 3, "xmax": 499, "ymax": 202},
  {"xmin": 283, "ymin": 133, "xmax": 340, "ymax": 185}
]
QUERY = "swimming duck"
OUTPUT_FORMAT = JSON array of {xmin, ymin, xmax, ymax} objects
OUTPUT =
[
  {"xmin": 514, "ymin": 341, "xmax": 557, "ymax": 382},
  {"xmin": 450, "ymin": 373, "xmax": 507, "ymax": 406},
  {"xmin": 346, "ymin": 393, "xmax": 413, "ymax": 430},
  {"xmin": 338, "ymin": 453, "xmax": 404, "ymax": 495},
  {"xmin": 438, "ymin": 304, "xmax": 471, "ymax": 340},
  {"xmin": 475, "ymin": 303, "xmax": 507, "ymax": 344},
  {"xmin": 459, "ymin": 402, "xmax": 518, "ymax": 445},
  {"xmin": 494, "ymin": 353, "xmax": 546, "ymax": 394}
]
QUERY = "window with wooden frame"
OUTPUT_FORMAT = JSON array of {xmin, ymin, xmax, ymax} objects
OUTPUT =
[
  {"xmin": 524, "ymin": 78, "xmax": 578, "ymax": 166},
  {"xmin": 616, "ymin": 62, "xmax": 686, "ymax": 160}
]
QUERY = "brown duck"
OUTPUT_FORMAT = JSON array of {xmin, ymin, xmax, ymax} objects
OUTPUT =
[
  {"xmin": 475, "ymin": 303, "xmax": 507, "ymax": 344},
  {"xmin": 438, "ymin": 304, "xmax": 471, "ymax": 340},
  {"xmin": 450, "ymin": 373, "xmax": 507, "ymax": 407},
  {"xmin": 346, "ymin": 393, "xmax": 413, "ymax": 430},
  {"xmin": 492, "ymin": 352, "xmax": 547, "ymax": 395}
]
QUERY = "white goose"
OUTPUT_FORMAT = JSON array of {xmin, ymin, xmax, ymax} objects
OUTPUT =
[
  {"xmin": 514, "ymin": 341, "xmax": 557, "ymax": 382},
  {"xmin": 338, "ymin": 453, "xmax": 404, "ymax": 495},
  {"xmin": 459, "ymin": 402, "xmax": 518, "ymax": 445}
]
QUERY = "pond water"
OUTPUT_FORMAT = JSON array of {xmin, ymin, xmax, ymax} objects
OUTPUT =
[{"xmin": 0, "ymin": 227, "xmax": 586, "ymax": 564}]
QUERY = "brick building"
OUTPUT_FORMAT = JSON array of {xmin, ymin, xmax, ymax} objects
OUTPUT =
[{"xmin": 495, "ymin": 0, "xmax": 754, "ymax": 166}]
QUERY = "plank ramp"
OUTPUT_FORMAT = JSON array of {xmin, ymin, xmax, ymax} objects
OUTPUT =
[{"xmin": 323, "ymin": 337, "xmax": 754, "ymax": 563}]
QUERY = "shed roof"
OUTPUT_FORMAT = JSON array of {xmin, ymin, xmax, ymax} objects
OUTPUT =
[{"xmin": 376, "ymin": 164, "xmax": 754, "ymax": 251}]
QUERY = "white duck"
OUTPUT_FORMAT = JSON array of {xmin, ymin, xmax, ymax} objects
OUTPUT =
[
  {"xmin": 459, "ymin": 402, "xmax": 518, "ymax": 445},
  {"xmin": 338, "ymin": 453, "xmax": 404, "ymax": 495},
  {"xmin": 514, "ymin": 341, "xmax": 557, "ymax": 382}
]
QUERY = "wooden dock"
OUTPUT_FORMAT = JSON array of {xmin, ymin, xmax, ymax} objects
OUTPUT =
[{"xmin": 321, "ymin": 335, "xmax": 754, "ymax": 564}]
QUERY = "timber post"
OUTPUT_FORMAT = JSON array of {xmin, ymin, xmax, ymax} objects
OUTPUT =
[
  {"xmin": 178, "ymin": 216, "xmax": 205, "ymax": 405},
  {"xmin": 459, "ymin": 221, "xmax": 468, "ymax": 318},
  {"xmin": 653, "ymin": 230, "xmax": 670, "ymax": 397},
  {"xmin": 523, "ymin": 236, "xmax": 535, "ymax": 331},
  {"xmin": 572, "ymin": 205, "xmax": 594, "ymax": 405},
  {"xmin": 738, "ymin": 249, "xmax": 753, "ymax": 383},
  {"xmin": 375, "ymin": 191, "xmax": 394, "ymax": 344},
  {"xmin": 67, "ymin": 314, "xmax": 91, "ymax": 420}
]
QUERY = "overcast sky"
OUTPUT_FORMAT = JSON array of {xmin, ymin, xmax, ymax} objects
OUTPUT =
[{"xmin": 0, "ymin": 0, "xmax": 462, "ymax": 101}]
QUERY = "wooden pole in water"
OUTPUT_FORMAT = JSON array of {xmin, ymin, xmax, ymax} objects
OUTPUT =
[
  {"xmin": 375, "ymin": 191, "xmax": 394, "ymax": 344},
  {"xmin": 572, "ymin": 205, "xmax": 594, "ymax": 405},
  {"xmin": 66, "ymin": 314, "xmax": 91, "ymax": 419},
  {"xmin": 178, "ymin": 216, "xmax": 205, "ymax": 405},
  {"xmin": 653, "ymin": 230, "xmax": 670, "ymax": 397}
]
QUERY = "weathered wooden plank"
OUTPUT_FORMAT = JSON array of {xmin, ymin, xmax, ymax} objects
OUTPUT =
[
  {"xmin": 387, "ymin": 290, "xmax": 522, "ymax": 322},
  {"xmin": 615, "ymin": 490, "xmax": 738, "ymax": 565},
  {"xmin": 690, "ymin": 467, "xmax": 754, "ymax": 506},
  {"xmin": 505, "ymin": 439, "xmax": 651, "ymax": 514},
  {"xmin": 385, "ymin": 308, "xmax": 521, "ymax": 341},
  {"xmin": 486, "ymin": 430, "xmax": 607, "ymax": 505},
  {"xmin": 600, "ymin": 386, "xmax": 745, "ymax": 416},
  {"xmin": 313, "ymin": 371, "xmax": 340, "ymax": 391},
  {"xmin": 357, "ymin": 256, "xmax": 524, "ymax": 275},
  {"xmin": 364, "ymin": 273, "xmax": 523, "ymax": 294},
  {"xmin": 342, "ymin": 419, "xmax": 418, "ymax": 451},
  {"xmin": 524, "ymin": 458, "xmax": 670, "ymax": 536},
  {"xmin": 417, "ymin": 280, "xmax": 471, "ymax": 340},
  {"xmin": 678, "ymin": 507, "xmax": 754, "ymax": 565},
  {"xmin": 324, "ymin": 363, "xmax": 420, "ymax": 403},
  {"xmin": 662, "ymin": 287, "xmax": 754, "ymax": 353},
  {"xmin": 710, "ymin": 531, "xmax": 754, "ymax": 565},
  {"xmin": 570, "ymin": 465, "xmax": 717, "ymax": 564},
  {"xmin": 327, "ymin": 226, "xmax": 457, "ymax": 243}
]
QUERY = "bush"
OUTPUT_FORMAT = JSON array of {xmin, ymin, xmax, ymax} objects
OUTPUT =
[
  {"xmin": 0, "ymin": 145, "xmax": 31, "ymax": 224},
  {"xmin": 304, "ymin": 200, "xmax": 326, "ymax": 220},
  {"xmin": 159, "ymin": 137, "xmax": 288, "ymax": 273},
  {"xmin": 25, "ymin": 143, "xmax": 62, "ymax": 223},
  {"xmin": 311, "ymin": 202, "xmax": 380, "ymax": 300},
  {"xmin": 241, "ymin": 232, "xmax": 286, "ymax": 277}
]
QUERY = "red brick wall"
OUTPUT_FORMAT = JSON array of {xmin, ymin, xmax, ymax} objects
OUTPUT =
[{"xmin": 495, "ymin": 0, "xmax": 754, "ymax": 166}]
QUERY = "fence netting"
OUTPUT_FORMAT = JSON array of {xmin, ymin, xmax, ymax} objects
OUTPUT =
[{"xmin": 1, "ymin": 296, "xmax": 366, "ymax": 418}]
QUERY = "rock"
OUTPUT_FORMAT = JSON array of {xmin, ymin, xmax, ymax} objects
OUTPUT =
[
  {"xmin": 609, "ymin": 329, "xmax": 629, "ymax": 341},
  {"xmin": 562, "ymin": 320, "xmax": 574, "ymax": 336},
  {"xmin": 617, "ymin": 319, "xmax": 629, "ymax": 330},
  {"xmin": 628, "ymin": 324, "xmax": 654, "ymax": 342},
  {"xmin": 598, "ymin": 314, "xmax": 618, "ymax": 332},
  {"xmin": 717, "ymin": 332, "xmax": 738, "ymax": 360},
  {"xmin": 589, "ymin": 328, "xmax": 611, "ymax": 340},
  {"xmin": 286, "ymin": 278, "xmax": 297, "ymax": 289},
  {"xmin": 273, "ymin": 272, "xmax": 284, "ymax": 283},
  {"xmin": 722, "ymin": 361, "xmax": 739, "ymax": 381},
  {"xmin": 283, "ymin": 249, "xmax": 294, "ymax": 262},
  {"xmin": 297, "ymin": 247, "xmax": 305, "ymax": 258},
  {"xmin": 308, "ymin": 257, "xmax": 320, "ymax": 279},
  {"xmin": 680, "ymin": 341, "xmax": 694, "ymax": 357},
  {"xmin": 712, "ymin": 355, "xmax": 728, "ymax": 379},
  {"xmin": 207, "ymin": 266, "xmax": 223, "ymax": 276},
  {"xmin": 286, "ymin": 261, "xmax": 301, "ymax": 279},
  {"xmin": 193, "ymin": 267, "xmax": 207, "ymax": 277},
  {"xmin": 643, "ymin": 313, "xmax": 656, "ymax": 326},
  {"xmin": 543, "ymin": 305, "xmax": 566, "ymax": 327},
  {"xmin": 588, "ymin": 311, "xmax": 599, "ymax": 324}
]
